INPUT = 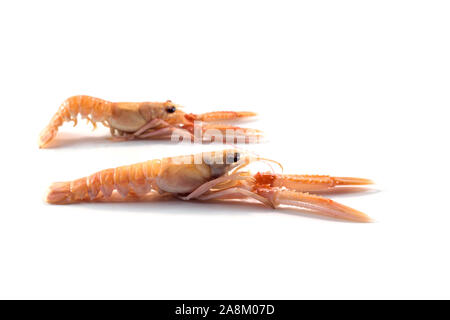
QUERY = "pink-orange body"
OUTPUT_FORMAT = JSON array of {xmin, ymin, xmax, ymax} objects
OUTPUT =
[
  {"xmin": 46, "ymin": 150, "xmax": 373, "ymax": 222},
  {"xmin": 39, "ymin": 95, "xmax": 259, "ymax": 148}
]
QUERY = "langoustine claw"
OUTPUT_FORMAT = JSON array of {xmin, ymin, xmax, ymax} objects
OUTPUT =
[{"xmin": 45, "ymin": 150, "xmax": 374, "ymax": 222}]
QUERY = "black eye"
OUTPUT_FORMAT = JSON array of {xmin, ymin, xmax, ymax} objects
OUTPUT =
[
  {"xmin": 226, "ymin": 152, "xmax": 240, "ymax": 163},
  {"xmin": 166, "ymin": 106, "xmax": 176, "ymax": 113}
]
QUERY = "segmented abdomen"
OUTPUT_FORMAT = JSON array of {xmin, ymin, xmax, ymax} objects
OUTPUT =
[
  {"xmin": 39, "ymin": 95, "xmax": 113, "ymax": 148},
  {"xmin": 57, "ymin": 95, "xmax": 112, "ymax": 125},
  {"xmin": 46, "ymin": 159, "xmax": 163, "ymax": 204}
]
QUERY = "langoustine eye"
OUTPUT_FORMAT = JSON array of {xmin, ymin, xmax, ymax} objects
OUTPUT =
[
  {"xmin": 226, "ymin": 152, "xmax": 240, "ymax": 164},
  {"xmin": 165, "ymin": 106, "xmax": 176, "ymax": 113}
]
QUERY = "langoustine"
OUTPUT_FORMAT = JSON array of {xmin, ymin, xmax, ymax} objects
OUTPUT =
[
  {"xmin": 45, "ymin": 150, "xmax": 374, "ymax": 222},
  {"xmin": 39, "ymin": 95, "xmax": 260, "ymax": 148}
]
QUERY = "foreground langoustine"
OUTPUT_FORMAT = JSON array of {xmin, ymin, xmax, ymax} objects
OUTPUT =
[
  {"xmin": 45, "ymin": 150, "xmax": 374, "ymax": 222},
  {"xmin": 39, "ymin": 95, "xmax": 260, "ymax": 148}
]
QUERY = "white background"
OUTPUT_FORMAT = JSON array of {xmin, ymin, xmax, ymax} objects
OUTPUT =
[{"xmin": 0, "ymin": 0, "xmax": 449, "ymax": 299}]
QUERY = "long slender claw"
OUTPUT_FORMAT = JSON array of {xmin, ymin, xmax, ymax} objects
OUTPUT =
[
  {"xmin": 201, "ymin": 124, "xmax": 263, "ymax": 143},
  {"xmin": 330, "ymin": 176, "xmax": 374, "ymax": 186},
  {"xmin": 195, "ymin": 111, "xmax": 257, "ymax": 122},
  {"xmin": 255, "ymin": 173, "xmax": 373, "ymax": 193},
  {"xmin": 312, "ymin": 186, "xmax": 374, "ymax": 196},
  {"xmin": 275, "ymin": 190, "xmax": 372, "ymax": 222}
]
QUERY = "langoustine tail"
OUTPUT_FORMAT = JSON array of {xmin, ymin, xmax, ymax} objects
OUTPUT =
[
  {"xmin": 46, "ymin": 161, "xmax": 161, "ymax": 204},
  {"xmin": 39, "ymin": 113, "xmax": 65, "ymax": 149},
  {"xmin": 39, "ymin": 95, "xmax": 112, "ymax": 148},
  {"xmin": 46, "ymin": 181, "xmax": 73, "ymax": 204}
]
